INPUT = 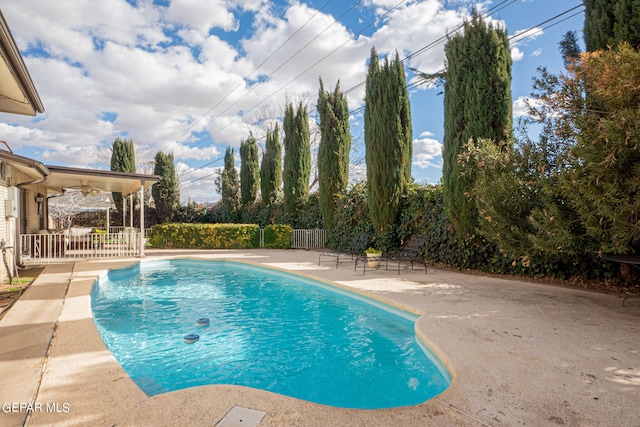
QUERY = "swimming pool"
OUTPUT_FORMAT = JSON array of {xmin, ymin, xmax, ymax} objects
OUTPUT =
[{"xmin": 91, "ymin": 259, "xmax": 450, "ymax": 409}]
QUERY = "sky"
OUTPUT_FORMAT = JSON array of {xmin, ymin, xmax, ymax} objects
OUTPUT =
[{"xmin": 0, "ymin": 0, "xmax": 586, "ymax": 203}]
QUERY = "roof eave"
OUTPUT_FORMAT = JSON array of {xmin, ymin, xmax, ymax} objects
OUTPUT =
[{"xmin": 0, "ymin": 9, "xmax": 44, "ymax": 115}]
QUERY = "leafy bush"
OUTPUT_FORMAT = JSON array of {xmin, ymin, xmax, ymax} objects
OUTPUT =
[
  {"xmin": 264, "ymin": 224, "xmax": 292, "ymax": 249},
  {"xmin": 147, "ymin": 223, "xmax": 259, "ymax": 249},
  {"xmin": 325, "ymin": 182, "xmax": 374, "ymax": 252}
]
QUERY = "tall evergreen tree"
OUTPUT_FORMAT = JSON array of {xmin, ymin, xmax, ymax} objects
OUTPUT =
[
  {"xmin": 260, "ymin": 125, "xmax": 282, "ymax": 206},
  {"xmin": 559, "ymin": 30, "xmax": 582, "ymax": 67},
  {"xmin": 110, "ymin": 137, "xmax": 136, "ymax": 213},
  {"xmin": 283, "ymin": 102, "xmax": 311, "ymax": 216},
  {"xmin": 317, "ymin": 78, "xmax": 351, "ymax": 230},
  {"xmin": 219, "ymin": 146, "xmax": 240, "ymax": 220},
  {"xmin": 584, "ymin": 0, "xmax": 640, "ymax": 52},
  {"xmin": 152, "ymin": 151, "xmax": 180, "ymax": 223},
  {"xmin": 442, "ymin": 12, "xmax": 512, "ymax": 237},
  {"xmin": 240, "ymin": 134, "xmax": 260, "ymax": 206},
  {"xmin": 364, "ymin": 47, "xmax": 412, "ymax": 239}
]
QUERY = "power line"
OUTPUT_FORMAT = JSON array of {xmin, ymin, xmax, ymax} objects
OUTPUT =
[
  {"xmin": 180, "ymin": 0, "xmax": 409, "ymax": 186},
  {"xmin": 180, "ymin": 0, "xmax": 515, "ymax": 186},
  {"xmin": 185, "ymin": 0, "xmax": 407, "ymax": 152},
  {"xmin": 170, "ymin": 0, "xmax": 335, "ymax": 148},
  {"xmin": 181, "ymin": 2, "xmax": 584, "ymax": 188}
]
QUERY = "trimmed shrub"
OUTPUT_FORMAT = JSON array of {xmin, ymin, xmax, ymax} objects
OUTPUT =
[
  {"xmin": 147, "ymin": 223, "xmax": 259, "ymax": 249},
  {"xmin": 264, "ymin": 224, "xmax": 292, "ymax": 249}
]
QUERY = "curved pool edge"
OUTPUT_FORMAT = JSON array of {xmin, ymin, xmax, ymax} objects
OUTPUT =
[
  {"xmin": 42, "ymin": 254, "xmax": 465, "ymax": 426},
  {"xmin": 93, "ymin": 257, "xmax": 455, "ymax": 397}
]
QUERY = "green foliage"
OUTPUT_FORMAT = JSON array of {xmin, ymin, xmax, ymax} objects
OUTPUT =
[
  {"xmin": 264, "ymin": 224, "xmax": 292, "ymax": 249},
  {"xmin": 396, "ymin": 184, "xmax": 615, "ymax": 279},
  {"xmin": 364, "ymin": 47, "xmax": 412, "ymax": 237},
  {"xmin": 240, "ymin": 134, "xmax": 260, "ymax": 206},
  {"xmin": 283, "ymin": 102, "xmax": 311, "ymax": 216},
  {"xmin": 110, "ymin": 137, "xmax": 136, "ymax": 212},
  {"xmin": 147, "ymin": 223, "xmax": 260, "ymax": 249},
  {"xmin": 442, "ymin": 11, "xmax": 512, "ymax": 237},
  {"xmin": 317, "ymin": 78, "xmax": 351, "ymax": 230},
  {"xmin": 325, "ymin": 182, "xmax": 374, "ymax": 252},
  {"xmin": 260, "ymin": 125, "xmax": 282, "ymax": 207},
  {"xmin": 584, "ymin": 0, "xmax": 640, "ymax": 52},
  {"xmin": 219, "ymin": 147, "xmax": 241, "ymax": 221},
  {"xmin": 562, "ymin": 44, "xmax": 640, "ymax": 253},
  {"xmin": 152, "ymin": 151, "xmax": 180, "ymax": 223},
  {"xmin": 559, "ymin": 31, "xmax": 582, "ymax": 67}
]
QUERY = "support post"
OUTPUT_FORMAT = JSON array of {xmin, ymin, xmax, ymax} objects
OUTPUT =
[{"xmin": 139, "ymin": 182, "xmax": 145, "ymax": 257}]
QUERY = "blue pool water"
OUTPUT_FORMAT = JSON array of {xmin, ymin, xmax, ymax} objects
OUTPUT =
[{"xmin": 91, "ymin": 260, "xmax": 450, "ymax": 409}]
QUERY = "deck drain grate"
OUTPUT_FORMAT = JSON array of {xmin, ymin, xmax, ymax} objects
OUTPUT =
[{"xmin": 215, "ymin": 406, "xmax": 266, "ymax": 427}]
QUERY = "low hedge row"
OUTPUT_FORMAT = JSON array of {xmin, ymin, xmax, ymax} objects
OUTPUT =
[
  {"xmin": 147, "ymin": 223, "xmax": 260, "ymax": 249},
  {"xmin": 264, "ymin": 224, "xmax": 292, "ymax": 249}
]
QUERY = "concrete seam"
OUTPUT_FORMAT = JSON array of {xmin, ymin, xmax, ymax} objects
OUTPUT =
[
  {"xmin": 111, "ymin": 397, "xmax": 150, "ymax": 426},
  {"xmin": 434, "ymin": 398, "xmax": 491, "ymax": 427},
  {"xmin": 23, "ymin": 262, "xmax": 76, "ymax": 427}
]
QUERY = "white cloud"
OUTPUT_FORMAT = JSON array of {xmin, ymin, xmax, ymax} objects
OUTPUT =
[
  {"xmin": 511, "ymin": 47, "xmax": 524, "ymax": 62},
  {"xmin": 369, "ymin": 0, "xmax": 465, "ymax": 75},
  {"xmin": 164, "ymin": 0, "xmax": 237, "ymax": 35},
  {"xmin": 177, "ymin": 162, "xmax": 221, "ymax": 203},
  {"xmin": 0, "ymin": 0, "xmax": 541, "ymax": 202},
  {"xmin": 513, "ymin": 96, "xmax": 544, "ymax": 118},
  {"xmin": 413, "ymin": 136, "xmax": 442, "ymax": 169}
]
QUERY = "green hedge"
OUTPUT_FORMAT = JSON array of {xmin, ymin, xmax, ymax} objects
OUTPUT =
[
  {"xmin": 264, "ymin": 224, "xmax": 292, "ymax": 249},
  {"xmin": 147, "ymin": 223, "xmax": 260, "ymax": 249}
]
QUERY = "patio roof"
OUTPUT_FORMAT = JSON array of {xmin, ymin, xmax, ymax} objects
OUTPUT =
[
  {"xmin": 0, "ymin": 9, "xmax": 44, "ymax": 116},
  {"xmin": 0, "ymin": 150, "xmax": 160, "ymax": 196},
  {"xmin": 45, "ymin": 165, "xmax": 160, "ymax": 196}
]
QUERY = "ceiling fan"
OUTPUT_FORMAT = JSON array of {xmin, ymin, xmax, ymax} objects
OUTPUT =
[{"xmin": 64, "ymin": 180, "xmax": 104, "ymax": 196}]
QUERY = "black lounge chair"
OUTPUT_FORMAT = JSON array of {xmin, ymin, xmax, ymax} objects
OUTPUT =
[
  {"xmin": 356, "ymin": 234, "xmax": 429, "ymax": 275},
  {"xmin": 318, "ymin": 232, "xmax": 371, "ymax": 268}
]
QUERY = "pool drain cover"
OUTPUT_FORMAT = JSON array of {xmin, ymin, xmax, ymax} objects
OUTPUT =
[{"xmin": 216, "ymin": 406, "xmax": 266, "ymax": 427}]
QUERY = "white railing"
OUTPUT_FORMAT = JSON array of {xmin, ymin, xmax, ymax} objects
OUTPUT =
[
  {"xmin": 291, "ymin": 229, "xmax": 326, "ymax": 249},
  {"xmin": 20, "ymin": 230, "xmax": 141, "ymax": 262}
]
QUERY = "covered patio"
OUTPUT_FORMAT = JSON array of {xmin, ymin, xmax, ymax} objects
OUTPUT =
[{"xmin": 0, "ymin": 149, "xmax": 159, "ymax": 263}]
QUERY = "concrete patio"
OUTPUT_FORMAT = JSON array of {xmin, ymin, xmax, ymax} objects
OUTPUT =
[{"xmin": 0, "ymin": 249, "xmax": 638, "ymax": 426}]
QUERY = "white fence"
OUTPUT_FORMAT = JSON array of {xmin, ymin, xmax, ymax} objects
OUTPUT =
[
  {"xmin": 20, "ymin": 230, "xmax": 141, "ymax": 262},
  {"xmin": 291, "ymin": 229, "xmax": 326, "ymax": 249},
  {"xmin": 19, "ymin": 228, "xmax": 326, "ymax": 261}
]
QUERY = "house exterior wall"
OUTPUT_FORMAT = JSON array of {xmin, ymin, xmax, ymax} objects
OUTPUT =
[
  {"xmin": 23, "ymin": 187, "xmax": 42, "ymax": 233},
  {"xmin": 0, "ymin": 183, "xmax": 8, "ymax": 246}
]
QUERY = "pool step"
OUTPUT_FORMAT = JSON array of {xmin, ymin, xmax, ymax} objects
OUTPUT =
[{"xmin": 216, "ymin": 406, "xmax": 266, "ymax": 427}]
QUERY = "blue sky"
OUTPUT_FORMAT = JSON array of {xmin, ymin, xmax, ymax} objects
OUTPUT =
[{"xmin": 0, "ymin": 0, "xmax": 585, "ymax": 203}]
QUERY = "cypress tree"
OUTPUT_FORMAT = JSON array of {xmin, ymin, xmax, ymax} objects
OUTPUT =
[
  {"xmin": 559, "ymin": 31, "xmax": 582, "ymax": 67},
  {"xmin": 110, "ymin": 137, "xmax": 136, "ymax": 213},
  {"xmin": 219, "ymin": 146, "xmax": 240, "ymax": 220},
  {"xmin": 317, "ymin": 78, "xmax": 351, "ymax": 230},
  {"xmin": 152, "ymin": 151, "xmax": 180, "ymax": 223},
  {"xmin": 240, "ymin": 133, "xmax": 260, "ymax": 206},
  {"xmin": 584, "ymin": 0, "xmax": 640, "ymax": 51},
  {"xmin": 442, "ymin": 12, "xmax": 512, "ymax": 237},
  {"xmin": 283, "ymin": 102, "xmax": 311, "ymax": 216},
  {"xmin": 364, "ymin": 47, "xmax": 412, "ymax": 238},
  {"xmin": 260, "ymin": 125, "xmax": 282, "ymax": 206}
]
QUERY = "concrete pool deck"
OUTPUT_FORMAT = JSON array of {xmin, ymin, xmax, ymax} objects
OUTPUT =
[{"xmin": 0, "ymin": 249, "xmax": 638, "ymax": 426}]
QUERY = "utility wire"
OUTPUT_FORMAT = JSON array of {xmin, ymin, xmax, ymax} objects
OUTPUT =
[
  {"xmin": 185, "ymin": 0, "xmax": 407, "ymax": 153},
  {"xmin": 171, "ymin": 0, "xmax": 335, "ymax": 148},
  {"xmin": 181, "ymin": 2, "xmax": 583, "ymax": 187}
]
